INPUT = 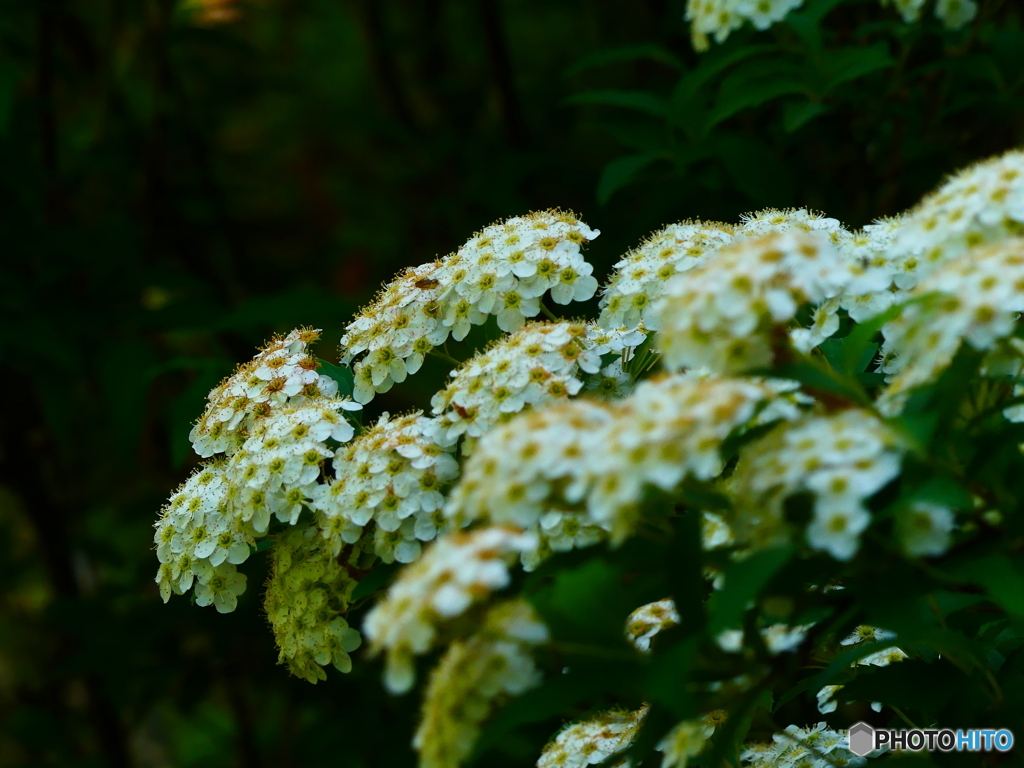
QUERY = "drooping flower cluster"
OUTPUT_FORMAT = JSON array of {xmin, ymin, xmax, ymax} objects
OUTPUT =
[
  {"xmin": 449, "ymin": 373, "xmax": 791, "ymax": 549},
  {"xmin": 654, "ymin": 231, "xmax": 869, "ymax": 374},
  {"xmin": 312, "ymin": 412, "xmax": 458, "ymax": 565},
  {"xmin": 154, "ymin": 461, "xmax": 250, "ymax": 610},
  {"xmin": 189, "ymin": 328, "xmax": 348, "ymax": 457},
  {"xmin": 415, "ymin": 600, "xmax": 548, "ymax": 768},
  {"xmin": 362, "ymin": 526, "xmax": 537, "ymax": 693},
  {"xmin": 879, "ymin": 238, "xmax": 1024, "ymax": 408},
  {"xmin": 728, "ymin": 409, "xmax": 904, "ymax": 560},
  {"xmin": 340, "ymin": 210, "xmax": 600, "ymax": 403},
  {"xmin": 156, "ymin": 326, "xmax": 366, "ymax": 619},
  {"xmin": 263, "ymin": 523, "xmax": 364, "ymax": 683},
  {"xmin": 430, "ymin": 322, "xmax": 644, "ymax": 444},
  {"xmin": 686, "ymin": 0, "xmax": 976, "ymax": 50}
]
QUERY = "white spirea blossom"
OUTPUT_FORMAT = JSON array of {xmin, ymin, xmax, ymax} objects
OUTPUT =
[
  {"xmin": 878, "ymin": 238, "xmax": 1024, "ymax": 410},
  {"xmin": 728, "ymin": 410, "xmax": 903, "ymax": 560},
  {"xmin": 430, "ymin": 322, "xmax": 645, "ymax": 444},
  {"xmin": 598, "ymin": 209, "xmax": 846, "ymax": 333},
  {"xmin": 654, "ymin": 231, "xmax": 858, "ymax": 374},
  {"xmin": 896, "ymin": 501, "xmax": 955, "ymax": 557},
  {"xmin": 340, "ymin": 210, "xmax": 601, "ymax": 404},
  {"xmin": 362, "ymin": 526, "xmax": 538, "ymax": 693},
  {"xmin": 189, "ymin": 328, "xmax": 353, "ymax": 457},
  {"xmin": 311, "ymin": 412, "xmax": 459, "ymax": 565},
  {"xmin": 598, "ymin": 220, "xmax": 736, "ymax": 330},
  {"xmin": 537, "ymin": 707, "xmax": 648, "ymax": 768},
  {"xmin": 154, "ymin": 460, "xmax": 251, "ymax": 611},
  {"xmin": 741, "ymin": 723, "xmax": 868, "ymax": 768},
  {"xmin": 626, "ymin": 598, "xmax": 680, "ymax": 653},
  {"xmin": 223, "ymin": 398, "xmax": 360, "ymax": 532},
  {"xmin": 449, "ymin": 373, "xmax": 789, "ymax": 550},
  {"xmin": 263, "ymin": 523, "xmax": 364, "ymax": 683},
  {"xmin": 414, "ymin": 600, "xmax": 548, "ymax": 768},
  {"xmin": 882, "ymin": 149, "xmax": 1024, "ymax": 292}
]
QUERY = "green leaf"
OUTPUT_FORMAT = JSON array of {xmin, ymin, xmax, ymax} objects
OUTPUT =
[
  {"xmin": 839, "ymin": 660, "xmax": 957, "ymax": 715},
  {"xmin": 782, "ymin": 99, "xmax": 828, "ymax": 132},
  {"xmin": 528, "ymin": 556, "xmax": 652, "ymax": 647},
  {"xmin": 563, "ymin": 89, "xmax": 667, "ymax": 117},
  {"xmin": 316, "ymin": 358, "xmax": 354, "ymax": 398},
  {"xmin": 566, "ymin": 44, "xmax": 683, "ymax": 76},
  {"xmin": 351, "ymin": 560, "xmax": 399, "ymax": 601},
  {"xmin": 766, "ymin": 354, "xmax": 871, "ymax": 409},
  {"xmin": 674, "ymin": 44, "xmax": 779, "ymax": 99},
  {"xmin": 706, "ymin": 78, "xmax": 806, "ymax": 130},
  {"xmin": 596, "ymin": 153, "xmax": 664, "ymax": 204},
  {"xmin": 707, "ymin": 545, "xmax": 794, "ymax": 634},
  {"xmin": 822, "ymin": 44, "xmax": 895, "ymax": 91},
  {"xmin": 946, "ymin": 557, "xmax": 1024, "ymax": 617}
]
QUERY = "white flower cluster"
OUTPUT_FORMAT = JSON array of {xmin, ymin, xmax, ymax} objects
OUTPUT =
[
  {"xmin": 728, "ymin": 409, "xmax": 904, "ymax": 560},
  {"xmin": 654, "ymin": 231, "xmax": 865, "ymax": 374},
  {"xmin": 598, "ymin": 209, "xmax": 848, "ymax": 335},
  {"xmin": 879, "ymin": 238, "xmax": 1024, "ymax": 407},
  {"xmin": 312, "ymin": 412, "xmax": 459, "ymax": 565},
  {"xmin": 154, "ymin": 461, "xmax": 250, "ymax": 611},
  {"xmin": 340, "ymin": 210, "xmax": 601, "ymax": 404},
  {"xmin": 736, "ymin": 208, "xmax": 845, "ymax": 239},
  {"xmin": 430, "ymin": 322, "xmax": 645, "ymax": 444},
  {"xmin": 537, "ymin": 707, "xmax": 648, "ymax": 768},
  {"xmin": 741, "ymin": 723, "xmax": 867, "ymax": 768},
  {"xmin": 263, "ymin": 523, "xmax": 364, "ymax": 683},
  {"xmin": 225, "ymin": 399, "xmax": 359, "ymax": 530},
  {"xmin": 362, "ymin": 526, "xmax": 538, "ymax": 693},
  {"xmin": 189, "ymin": 328, "xmax": 348, "ymax": 457},
  {"xmin": 415, "ymin": 600, "xmax": 548, "ymax": 768},
  {"xmin": 449, "ymin": 373, "xmax": 787, "ymax": 549},
  {"xmin": 686, "ymin": 0, "xmax": 976, "ymax": 50},
  {"xmin": 155, "ymin": 393, "xmax": 362, "ymax": 612},
  {"xmin": 884, "ymin": 149, "xmax": 1024, "ymax": 289},
  {"xmin": 685, "ymin": 0, "xmax": 805, "ymax": 50},
  {"xmin": 828, "ymin": 216, "xmax": 907, "ymax": 323},
  {"xmin": 598, "ymin": 221, "xmax": 736, "ymax": 330}
]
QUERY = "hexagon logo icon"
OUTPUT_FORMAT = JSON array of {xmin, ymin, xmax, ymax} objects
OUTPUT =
[{"xmin": 849, "ymin": 722, "xmax": 875, "ymax": 757}]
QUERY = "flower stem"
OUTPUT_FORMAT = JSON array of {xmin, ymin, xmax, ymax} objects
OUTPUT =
[
  {"xmin": 429, "ymin": 349, "xmax": 462, "ymax": 367},
  {"xmin": 540, "ymin": 302, "xmax": 559, "ymax": 322}
]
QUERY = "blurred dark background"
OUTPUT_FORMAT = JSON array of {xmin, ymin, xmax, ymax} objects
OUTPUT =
[{"xmin": 1, "ymin": 0, "xmax": 1022, "ymax": 766}]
